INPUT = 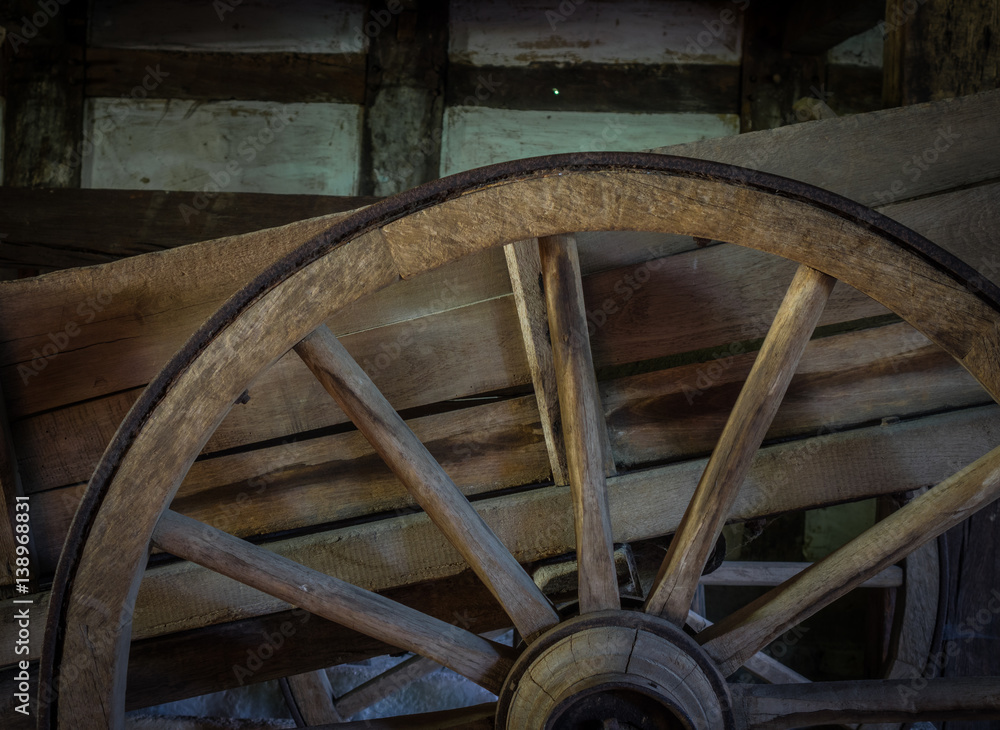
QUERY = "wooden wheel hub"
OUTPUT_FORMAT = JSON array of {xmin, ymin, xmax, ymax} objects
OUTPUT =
[{"xmin": 496, "ymin": 611, "xmax": 734, "ymax": 729}]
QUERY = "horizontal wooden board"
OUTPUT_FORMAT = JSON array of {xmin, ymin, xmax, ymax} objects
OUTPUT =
[
  {"xmin": 585, "ymin": 243, "xmax": 887, "ymax": 368},
  {"xmin": 90, "ymin": 0, "xmax": 366, "ymax": 54},
  {"xmin": 8, "ymin": 239, "xmax": 881, "ymax": 498},
  {"xmin": 86, "ymin": 48, "xmax": 366, "ymax": 104},
  {"xmin": 604, "ymin": 321, "xmax": 989, "ymax": 467},
  {"xmin": 82, "ymin": 99, "xmax": 362, "ymax": 196},
  {"xmin": 446, "ymin": 62, "xmax": 740, "ymax": 114},
  {"xmin": 440, "ymin": 107, "xmax": 739, "ymax": 176},
  {"xmin": 29, "ymin": 394, "xmax": 551, "ymax": 573},
  {"xmin": 9, "ymin": 403, "xmax": 998, "ymax": 668},
  {"xmin": 123, "ymin": 570, "xmax": 509, "ymax": 711},
  {"xmin": 8, "ymin": 176, "xmax": 995, "ymax": 499},
  {"xmin": 448, "ymin": 0, "xmax": 744, "ymax": 66},
  {"xmin": 16, "ymin": 286, "xmax": 524, "ymax": 494},
  {"xmin": 0, "ymin": 188, "xmax": 378, "ymax": 271},
  {"xmin": 25, "ymin": 316, "xmax": 992, "ymax": 576},
  {"xmin": 656, "ymin": 89, "xmax": 1000, "ymax": 209}
]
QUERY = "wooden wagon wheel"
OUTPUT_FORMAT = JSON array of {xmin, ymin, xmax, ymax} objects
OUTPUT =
[{"xmin": 40, "ymin": 152, "xmax": 1000, "ymax": 729}]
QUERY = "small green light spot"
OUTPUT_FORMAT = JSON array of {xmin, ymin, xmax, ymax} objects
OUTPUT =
[{"xmin": 553, "ymin": 88, "xmax": 560, "ymax": 95}]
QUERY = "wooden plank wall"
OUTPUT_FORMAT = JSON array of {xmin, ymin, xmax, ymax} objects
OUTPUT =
[{"xmin": 3, "ymin": 0, "xmax": 999, "ymax": 716}]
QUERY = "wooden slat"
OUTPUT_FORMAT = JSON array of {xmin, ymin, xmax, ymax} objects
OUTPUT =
[
  {"xmin": 646, "ymin": 266, "xmax": 836, "ymax": 622},
  {"xmin": 5, "ymin": 177, "xmax": 995, "ymax": 501},
  {"xmin": 7, "ymin": 405, "xmax": 993, "ymax": 668},
  {"xmin": 284, "ymin": 671, "xmax": 342, "ymax": 724},
  {"xmin": 25, "ymin": 311, "xmax": 991, "ymax": 576},
  {"xmin": 604, "ymin": 319, "xmax": 988, "ymax": 469},
  {"xmin": 334, "ymin": 655, "xmax": 438, "ymax": 720},
  {"xmin": 294, "ymin": 325, "xmax": 559, "ymax": 639},
  {"xmin": 539, "ymin": 235, "xmax": 619, "ymax": 613},
  {"xmin": 151, "ymin": 510, "xmax": 515, "ymax": 694},
  {"xmin": 732, "ymin": 678, "xmax": 1000, "ymax": 728},
  {"xmin": 656, "ymin": 90, "xmax": 1000, "ymax": 209},
  {"xmin": 504, "ymin": 239, "xmax": 567, "ymax": 485},
  {"xmin": 86, "ymin": 48, "xmax": 366, "ymax": 104},
  {"xmin": 12, "ymin": 259, "xmax": 515, "ymax": 493},
  {"xmin": 699, "ymin": 443, "xmax": 1000, "ymax": 676},
  {"xmin": 699, "ymin": 562, "xmax": 903, "ymax": 588}
]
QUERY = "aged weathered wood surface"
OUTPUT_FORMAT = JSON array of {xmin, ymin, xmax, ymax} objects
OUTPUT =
[
  {"xmin": 283, "ymin": 670, "xmax": 342, "ymax": 724},
  {"xmin": 51, "ymin": 232, "xmax": 399, "ymax": 729},
  {"xmin": 1, "ymin": 0, "xmax": 86, "ymax": 188},
  {"xmin": 699, "ymin": 443, "xmax": 1000, "ymax": 676},
  {"xmin": 294, "ymin": 325, "xmax": 558, "ymax": 638},
  {"xmin": 646, "ymin": 265, "xmax": 835, "ymax": 622},
  {"xmin": 0, "ymin": 188, "xmax": 377, "ymax": 271},
  {"xmin": 504, "ymin": 239, "xmax": 568, "ymax": 485},
  {"xmin": 539, "ymin": 234, "xmax": 619, "ymax": 613},
  {"xmin": 359, "ymin": 2, "xmax": 448, "ymax": 196},
  {"xmin": 883, "ymin": 0, "xmax": 999, "ymax": 107},
  {"xmin": 1, "ymin": 92, "xmax": 992, "ymax": 724},
  {"xmin": 151, "ymin": 510, "xmax": 515, "ymax": 693},
  {"xmin": 699, "ymin": 562, "xmax": 903, "ymax": 588},
  {"xmin": 123, "ymin": 569, "xmax": 510, "ymax": 711},
  {"xmin": 732, "ymin": 678, "xmax": 1000, "ymax": 728},
  {"xmin": 687, "ymin": 610, "xmax": 809, "ymax": 685},
  {"xmin": 6, "ymin": 405, "xmax": 992, "ymax": 671},
  {"xmin": 657, "ymin": 90, "xmax": 1000, "ymax": 210}
]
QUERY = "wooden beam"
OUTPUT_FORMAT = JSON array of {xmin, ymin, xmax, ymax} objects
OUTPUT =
[
  {"xmin": 446, "ymin": 62, "xmax": 740, "ymax": 114},
  {"xmin": 0, "ymin": 188, "xmax": 377, "ymax": 271},
  {"xmin": 85, "ymin": 48, "xmax": 366, "ymax": 104},
  {"xmin": 699, "ymin": 561, "xmax": 903, "ymax": 588},
  {"xmin": 282, "ymin": 670, "xmax": 342, "ymax": 724},
  {"xmin": 883, "ymin": 0, "xmax": 1000, "ymax": 107},
  {"xmin": 732, "ymin": 677, "xmax": 1000, "ymax": 728},
  {"xmin": 784, "ymin": 0, "xmax": 884, "ymax": 55},
  {"xmin": 359, "ymin": 1, "xmax": 448, "ymax": 196},
  {"xmin": 1, "ymin": 0, "xmax": 86, "ymax": 188}
]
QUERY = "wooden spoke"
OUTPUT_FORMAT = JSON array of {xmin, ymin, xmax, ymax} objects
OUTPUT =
[
  {"xmin": 504, "ymin": 238, "xmax": 568, "ymax": 486},
  {"xmin": 731, "ymin": 678, "xmax": 1000, "ymax": 729},
  {"xmin": 699, "ymin": 561, "xmax": 903, "ymax": 588},
  {"xmin": 645, "ymin": 265, "xmax": 836, "ymax": 623},
  {"xmin": 538, "ymin": 234, "xmax": 619, "ymax": 614},
  {"xmin": 294, "ymin": 325, "xmax": 559, "ymax": 640},
  {"xmin": 699, "ymin": 443, "xmax": 1000, "ymax": 677},
  {"xmin": 151, "ymin": 510, "xmax": 515, "ymax": 693}
]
